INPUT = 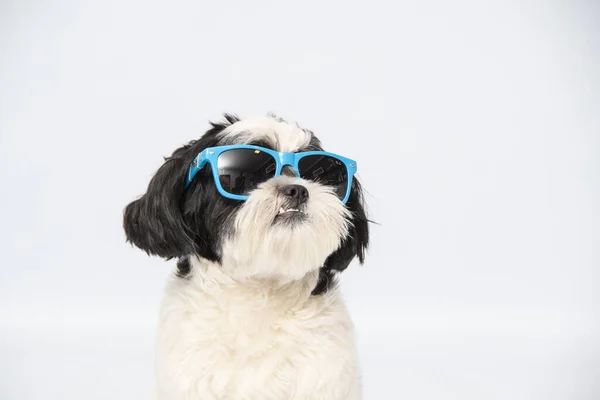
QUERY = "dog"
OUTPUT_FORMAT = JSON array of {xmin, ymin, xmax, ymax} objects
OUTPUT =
[{"xmin": 123, "ymin": 114, "xmax": 369, "ymax": 400}]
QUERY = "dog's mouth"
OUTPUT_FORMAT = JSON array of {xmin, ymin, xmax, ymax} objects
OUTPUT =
[
  {"xmin": 274, "ymin": 206, "xmax": 308, "ymax": 223},
  {"xmin": 278, "ymin": 206, "xmax": 302, "ymax": 214}
]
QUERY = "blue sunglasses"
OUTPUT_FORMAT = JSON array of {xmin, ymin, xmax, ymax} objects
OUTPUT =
[{"xmin": 185, "ymin": 145, "xmax": 357, "ymax": 204}]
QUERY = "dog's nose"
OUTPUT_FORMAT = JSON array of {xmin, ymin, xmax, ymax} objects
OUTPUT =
[{"xmin": 279, "ymin": 184, "xmax": 309, "ymax": 205}]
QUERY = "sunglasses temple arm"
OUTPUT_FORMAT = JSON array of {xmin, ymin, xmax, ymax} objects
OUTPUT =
[{"xmin": 185, "ymin": 152, "xmax": 208, "ymax": 189}]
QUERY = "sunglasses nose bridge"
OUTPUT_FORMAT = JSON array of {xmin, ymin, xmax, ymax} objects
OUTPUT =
[
  {"xmin": 277, "ymin": 152, "xmax": 294, "ymax": 168},
  {"xmin": 277, "ymin": 152, "xmax": 299, "ymax": 177},
  {"xmin": 278, "ymin": 152, "xmax": 293, "ymax": 166}
]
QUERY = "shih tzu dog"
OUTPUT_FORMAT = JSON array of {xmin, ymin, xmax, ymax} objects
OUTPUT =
[{"xmin": 123, "ymin": 114, "xmax": 369, "ymax": 400}]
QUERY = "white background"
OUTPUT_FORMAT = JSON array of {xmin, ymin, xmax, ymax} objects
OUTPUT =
[{"xmin": 1, "ymin": 1, "xmax": 599, "ymax": 399}]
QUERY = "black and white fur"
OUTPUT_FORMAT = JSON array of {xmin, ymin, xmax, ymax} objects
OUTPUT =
[{"xmin": 123, "ymin": 114, "xmax": 369, "ymax": 400}]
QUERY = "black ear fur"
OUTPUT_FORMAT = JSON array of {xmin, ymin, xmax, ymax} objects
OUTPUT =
[
  {"xmin": 123, "ymin": 114, "xmax": 241, "ymax": 260},
  {"xmin": 312, "ymin": 178, "xmax": 370, "ymax": 295},
  {"xmin": 123, "ymin": 144, "xmax": 199, "ymax": 259}
]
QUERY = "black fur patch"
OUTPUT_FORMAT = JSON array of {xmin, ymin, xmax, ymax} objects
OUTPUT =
[
  {"xmin": 311, "ymin": 178, "xmax": 369, "ymax": 295},
  {"xmin": 123, "ymin": 114, "xmax": 241, "ymax": 261},
  {"xmin": 175, "ymin": 257, "xmax": 192, "ymax": 278}
]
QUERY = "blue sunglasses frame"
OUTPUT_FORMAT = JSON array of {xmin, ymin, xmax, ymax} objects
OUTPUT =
[{"xmin": 185, "ymin": 145, "xmax": 357, "ymax": 204}]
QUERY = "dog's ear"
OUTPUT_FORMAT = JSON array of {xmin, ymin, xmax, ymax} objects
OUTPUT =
[
  {"xmin": 123, "ymin": 114, "xmax": 240, "ymax": 261},
  {"xmin": 123, "ymin": 144, "xmax": 198, "ymax": 259},
  {"xmin": 313, "ymin": 178, "xmax": 370, "ymax": 295}
]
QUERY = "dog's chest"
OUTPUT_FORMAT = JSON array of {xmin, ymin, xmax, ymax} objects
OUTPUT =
[{"xmin": 156, "ymin": 280, "xmax": 358, "ymax": 399}]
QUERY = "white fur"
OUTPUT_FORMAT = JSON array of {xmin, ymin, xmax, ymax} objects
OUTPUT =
[
  {"xmin": 218, "ymin": 116, "xmax": 312, "ymax": 151},
  {"xmin": 154, "ymin": 116, "xmax": 361, "ymax": 399},
  {"xmin": 221, "ymin": 175, "xmax": 351, "ymax": 282},
  {"xmin": 156, "ymin": 258, "xmax": 361, "ymax": 400}
]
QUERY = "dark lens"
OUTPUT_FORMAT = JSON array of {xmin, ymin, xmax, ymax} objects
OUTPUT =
[
  {"xmin": 298, "ymin": 155, "xmax": 348, "ymax": 199},
  {"xmin": 217, "ymin": 149, "xmax": 277, "ymax": 195}
]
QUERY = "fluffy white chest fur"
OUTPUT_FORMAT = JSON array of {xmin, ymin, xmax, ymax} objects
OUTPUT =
[{"xmin": 156, "ymin": 258, "xmax": 361, "ymax": 400}]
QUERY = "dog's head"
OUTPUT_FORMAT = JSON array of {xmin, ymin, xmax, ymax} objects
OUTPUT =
[{"xmin": 123, "ymin": 114, "xmax": 369, "ymax": 294}]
